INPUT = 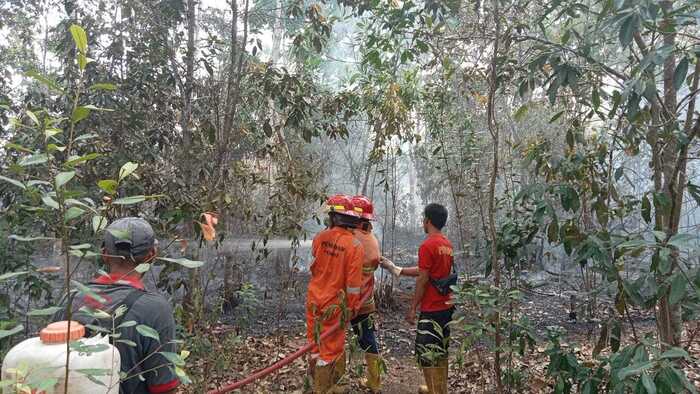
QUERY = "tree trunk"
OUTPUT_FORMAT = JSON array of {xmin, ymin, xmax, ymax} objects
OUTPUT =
[
  {"xmin": 182, "ymin": 0, "xmax": 196, "ymax": 147},
  {"xmin": 656, "ymin": 0, "xmax": 683, "ymax": 349},
  {"xmin": 486, "ymin": 1, "xmax": 503, "ymax": 390}
]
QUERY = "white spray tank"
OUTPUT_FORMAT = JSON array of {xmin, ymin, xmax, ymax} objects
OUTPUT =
[{"xmin": 2, "ymin": 321, "xmax": 121, "ymax": 394}]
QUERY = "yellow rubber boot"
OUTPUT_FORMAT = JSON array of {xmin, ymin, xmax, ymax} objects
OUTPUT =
[
  {"xmin": 313, "ymin": 363, "xmax": 334, "ymax": 393},
  {"xmin": 360, "ymin": 353, "xmax": 382, "ymax": 393},
  {"xmin": 329, "ymin": 353, "xmax": 348, "ymax": 394},
  {"xmin": 436, "ymin": 358, "xmax": 448, "ymax": 394},
  {"xmin": 418, "ymin": 359, "xmax": 448, "ymax": 394}
]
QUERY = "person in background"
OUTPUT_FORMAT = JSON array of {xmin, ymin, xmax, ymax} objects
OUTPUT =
[
  {"xmin": 380, "ymin": 203, "xmax": 454, "ymax": 394},
  {"xmin": 349, "ymin": 195, "xmax": 383, "ymax": 393},
  {"xmin": 53, "ymin": 217, "xmax": 180, "ymax": 394},
  {"xmin": 306, "ymin": 195, "xmax": 364, "ymax": 393}
]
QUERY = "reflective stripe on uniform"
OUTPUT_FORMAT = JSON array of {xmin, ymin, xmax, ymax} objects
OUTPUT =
[
  {"xmin": 347, "ymin": 287, "xmax": 361, "ymax": 294},
  {"xmin": 362, "ymin": 266, "xmax": 376, "ymax": 273}
]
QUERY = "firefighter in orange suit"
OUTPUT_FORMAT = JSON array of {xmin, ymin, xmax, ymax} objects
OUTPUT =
[
  {"xmin": 349, "ymin": 195, "xmax": 383, "ymax": 392},
  {"xmin": 307, "ymin": 194, "xmax": 364, "ymax": 393}
]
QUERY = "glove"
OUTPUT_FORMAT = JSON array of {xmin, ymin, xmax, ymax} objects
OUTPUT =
[{"xmin": 380, "ymin": 256, "xmax": 402, "ymax": 277}]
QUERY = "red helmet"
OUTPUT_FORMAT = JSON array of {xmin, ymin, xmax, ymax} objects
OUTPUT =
[
  {"xmin": 351, "ymin": 195, "xmax": 375, "ymax": 220},
  {"xmin": 326, "ymin": 194, "xmax": 361, "ymax": 218}
]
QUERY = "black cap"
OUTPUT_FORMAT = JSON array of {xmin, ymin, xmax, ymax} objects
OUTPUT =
[{"xmin": 103, "ymin": 217, "xmax": 155, "ymax": 258}]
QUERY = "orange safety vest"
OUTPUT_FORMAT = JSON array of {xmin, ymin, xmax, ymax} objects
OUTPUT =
[
  {"xmin": 307, "ymin": 226, "xmax": 364, "ymax": 314},
  {"xmin": 352, "ymin": 228, "xmax": 380, "ymax": 315}
]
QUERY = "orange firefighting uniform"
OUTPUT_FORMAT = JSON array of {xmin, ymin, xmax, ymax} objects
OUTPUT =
[
  {"xmin": 306, "ymin": 226, "xmax": 364, "ymax": 364},
  {"xmin": 352, "ymin": 228, "xmax": 380, "ymax": 315}
]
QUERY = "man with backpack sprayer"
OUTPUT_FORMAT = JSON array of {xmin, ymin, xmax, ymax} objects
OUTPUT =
[{"xmin": 53, "ymin": 217, "xmax": 180, "ymax": 394}]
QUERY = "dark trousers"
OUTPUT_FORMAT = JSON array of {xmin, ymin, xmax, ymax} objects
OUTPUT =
[
  {"xmin": 351, "ymin": 313, "xmax": 379, "ymax": 354},
  {"xmin": 415, "ymin": 307, "xmax": 454, "ymax": 366}
]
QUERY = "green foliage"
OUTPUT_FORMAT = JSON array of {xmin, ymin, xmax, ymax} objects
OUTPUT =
[
  {"xmin": 545, "ymin": 328, "xmax": 698, "ymax": 394},
  {"xmin": 0, "ymin": 23, "xmax": 201, "ymax": 391}
]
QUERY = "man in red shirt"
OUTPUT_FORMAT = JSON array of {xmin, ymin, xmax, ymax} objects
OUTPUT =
[{"xmin": 381, "ymin": 203, "xmax": 454, "ymax": 394}]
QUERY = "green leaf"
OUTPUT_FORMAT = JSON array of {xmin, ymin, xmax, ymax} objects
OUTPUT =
[
  {"xmin": 72, "ymin": 280, "xmax": 106, "ymax": 304},
  {"xmin": 8, "ymin": 235, "xmax": 55, "ymax": 242},
  {"xmin": 135, "ymin": 324, "xmax": 160, "ymax": 342},
  {"xmin": 73, "ymin": 133, "xmax": 99, "ymax": 143},
  {"xmin": 65, "ymin": 207, "xmax": 86, "ymax": 221},
  {"xmin": 618, "ymin": 238, "xmax": 650, "ymax": 250},
  {"xmin": 641, "ymin": 373, "xmax": 656, "ymax": 394},
  {"xmin": 135, "ymin": 264, "xmax": 151, "ymax": 273},
  {"xmin": 653, "ymin": 231, "xmax": 666, "ymax": 241},
  {"xmin": 27, "ymin": 306, "xmax": 62, "ymax": 317},
  {"xmin": 513, "ymin": 105, "xmax": 529, "ymax": 121},
  {"xmin": 42, "ymin": 195, "xmax": 60, "ymax": 209},
  {"xmin": 92, "ymin": 216, "xmax": 107, "ymax": 233},
  {"xmin": 26, "ymin": 110, "xmax": 40, "ymax": 126},
  {"xmin": 118, "ymin": 162, "xmax": 138, "ymax": 181},
  {"xmin": 658, "ymin": 247, "xmax": 672, "ymax": 274},
  {"xmin": 35, "ymin": 378, "xmax": 60, "ymax": 392},
  {"xmin": 27, "ymin": 180, "xmax": 52, "ymax": 187},
  {"xmin": 673, "ymin": 57, "xmax": 689, "ymax": 91},
  {"xmin": 592, "ymin": 87, "xmax": 601, "ymax": 110},
  {"xmin": 115, "ymin": 339, "xmax": 138, "ymax": 347},
  {"xmin": 69, "ymin": 24, "xmax": 88, "ymax": 54},
  {"xmin": 76, "ymin": 368, "xmax": 112, "ymax": 376},
  {"xmin": 77, "ymin": 53, "xmax": 92, "ymax": 70},
  {"xmin": 47, "ymin": 144, "xmax": 66, "ymax": 153},
  {"xmin": 0, "ymin": 324, "xmax": 24, "ymax": 340},
  {"xmin": 76, "ymin": 368, "xmax": 112, "ymax": 381},
  {"xmin": 107, "ymin": 228, "xmax": 129, "ymax": 240},
  {"xmin": 97, "ymin": 180, "xmax": 118, "ymax": 195},
  {"xmin": 55, "ymin": 171, "xmax": 76, "ymax": 189},
  {"xmin": 618, "ymin": 361, "xmax": 654, "ymax": 380},
  {"xmin": 69, "ymin": 243, "xmax": 92, "ymax": 250},
  {"xmin": 614, "ymin": 167, "xmax": 623, "ymax": 181},
  {"xmin": 64, "ymin": 199, "xmax": 97, "ymax": 213},
  {"xmin": 618, "ymin": 13, "xmax": 639, "ymax": 47},
  {"xmin": 117, "ymin": 320, "xmax": 137, "ymax": 329},
  {"xmin": 668, "ymin": 273, "xmax": 687, "ymax": 305},
  {"xmin": 0, "ymin": 175, "xmax": 26, "ymax": 190},
  {"xmin": 0, "ymin": 271, "xmax": 28, "ymax": 281},
  {"xmin": 158, "ymin": 257, "xmax": 205, "ymax": 269},
  {"xmin": 659, "ymin": 347, "xmax": 688, "ymax": 360},
  {"xmin": 667, "ymin": 233, "xmax": 696, "ymax": 249},
  {"xmin": 65, "ymin": 153, "xmax": 103, "ymax": 167},
  {"xmin": 19, "ymin": 153, "xmax": 49, "ymax": 166},
  {"xmin": 89, "ymin": 83, "xmax": 117, "ymax": 91},
  {"xmin": 25, "ymin": 70, "xmax": 64, "ymax": 93},
  {"xmin": 159, "ymin": 351, "xmax": 186, "ymax": 366},
  {"xmin": 653, "ymin": 192, "xmax": 671, "ymax": 215},
  {"xmin": 45, "ymin": 128, "xmax": 62, "ymax": 138},
  {"xmin": 71, "ymin": 106, "xmax": 91, "ymax": 124},
  {"xmin": 4, "ymin": 143, "xmax": 34, "ymax": 153},
  {"xmin": 112, "ymin": 195, "xmax": 146, "ymax": 205},
  {"xmin": 81, "ymin": 105, "xmax": 113, "ymax": 112}
]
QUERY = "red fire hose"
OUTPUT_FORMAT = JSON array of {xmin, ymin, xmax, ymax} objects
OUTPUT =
[{"xmin": 207, "ymin": 281, "xmax": 372, "ymax": 394}]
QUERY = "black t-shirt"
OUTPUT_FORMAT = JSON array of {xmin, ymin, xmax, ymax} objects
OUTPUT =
[{"xmin": 53, "ymin": 275, "xmax": 179, "ymax": 394}]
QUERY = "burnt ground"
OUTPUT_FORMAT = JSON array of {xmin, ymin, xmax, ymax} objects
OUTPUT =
[{"xmin": 183, "ymin": 272, "xmax": 700, "ymax": 394}]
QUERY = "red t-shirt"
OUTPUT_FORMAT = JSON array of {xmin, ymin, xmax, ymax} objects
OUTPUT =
[{"xmin": 418, "ymin": 233, "xmax": 454, "ymax": 312}]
